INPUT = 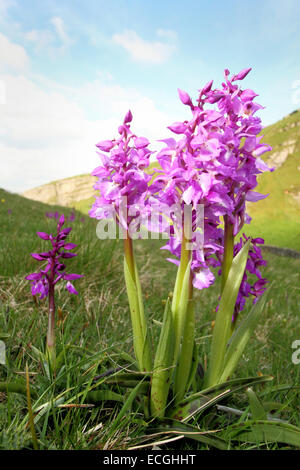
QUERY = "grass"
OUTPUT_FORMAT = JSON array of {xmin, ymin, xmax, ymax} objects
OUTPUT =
[{"xmin": 0, "ymin": 187, "xmax": 300, "ymax": 450}]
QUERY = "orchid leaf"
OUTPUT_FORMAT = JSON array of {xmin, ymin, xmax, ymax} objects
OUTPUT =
[
  {"xmin": 219, "ymin": 295, "xmax": 267, "ymax": 383},
  {"xmin": 172, "ymin": 259, "xmax": 192, "ymax": 362},
  {"xmin": 169, "ymin": 375, "xmax": 273, "ymax": 421},
  {"xmin": 224, "ymin": 420, "xmax": 300, "ymax": 448},
  {"xmin": 206, "ymin": 240, "xmax": 251, "ymax": 387},
  {"xmin": 154, "ymin": 420, "xmax": 227, "ymax": 450},
  {"xmin": 185, "ymin": 340, "xmax": 199, "ymax": 394},
  {"xmin": 0, "ymin": 381, "xmax": 37, "ymax": 398},
  {"xmin": 85, "ymin": 390, "xmax": 125, "ymax": 404},
  {"xmin": 150, "ymin": 298, "xmax": 175, "ymax": 418},
  {"xmin": 246, "ymin": 387, "xmax": 267, "ymax": 420},
  {"xmin": 174, "ymin": 297, "xmax": 195, "ymax": 404}
]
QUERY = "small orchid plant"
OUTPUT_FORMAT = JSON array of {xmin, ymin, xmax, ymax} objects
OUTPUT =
[
  {"xmin": 89, "ymin": 68, "xmax": 275, "ymax": 420},
  {"xmin": 26, "ymin": 214, "xmax": 83, "ymax": 369}
]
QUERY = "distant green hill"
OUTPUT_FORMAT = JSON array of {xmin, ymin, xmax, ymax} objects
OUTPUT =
[{"xmin": 246, "ymin": 109, "xmax": 300, "ymax": 250}]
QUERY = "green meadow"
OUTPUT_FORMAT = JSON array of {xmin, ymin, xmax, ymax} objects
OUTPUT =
[{"xmin": 0, "ymin": 187, "xmax": 299, "ymax": 449}]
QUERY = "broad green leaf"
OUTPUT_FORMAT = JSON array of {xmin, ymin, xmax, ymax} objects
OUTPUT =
[
  {"xmin": 205, "ymin": 240, "xmax": 251, "ymax": 387},
  {"xmin": 103, "ymin": 371, "xmax": 150, "ymax": 394},
  {"xmin": 150, "ymin": 299, "xmax": 175, "ymax": 418},
  {"xmin": 219, "ymin": 295, "xmax": 267, "ymax": 383},
  {"xmin": 225, "ymin": 420, "xmax": 300, "ymax": 448},
  {"xmin": 185, "ymin": 340, "xmax": 199, "ymax": 394},
  {"xmin": 169, "ymin": 375, "xmax": 273, "ymax": 421},
  {"xmin": 0, "ymin": 380, "xmax": 38, "ymax": 398},
  {"xmin": 179, "ymin": 375, "xmax": 273, "ymax": 406},
  {"xmin": 246, "ymin": 387, "xmax": 267, "ymax": 420},
  {"xmin": 85, "ymin": 390, "xmax": 125, "ymax": 404},
  {"xmin": 154, "ymin": 420, "xmax": 227, "ymax": 450}
]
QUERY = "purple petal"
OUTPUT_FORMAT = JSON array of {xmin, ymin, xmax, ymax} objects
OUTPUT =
[
  {"xmin": 66, "ymin": 281, "xmax": 78, "ymax": 295},
  {"xmin": 245, "ymin": 191, "xmax": 269, "ymax": 202},
  {"xmin": 178, "ymin": 88, "xmax": 192, "ymax": 106},
  {"xmin": 123, "ymin": 110, "xmax": 133, "ymax": 124},
  {"xmin": 167, "ymin": 122, "xmax": 187, "ymax": 134},
  {"xmin": 25, "ymin": 272, "xmax": 42, "ymax": 281},
  {"xmin": 64, "ymin": 273, "xmax": 84, "ymax": 280},
  {"xmin": 232, "ymin": 67, "xmax": 252, "ymax": 81},
  {"xmin": 31, "ymin": 253, "xmax": 46, "ymax": 261},
  {"xmin": 193, "ymin": 268, "xmax": 215, "ymax": 290},
  {"xmin": 60, "ymin": 252, "xmax": 77, "ymax": 259},
  {"xmin": 63, "ymin": 243, "xmax": 77, "ymax": 250},
  {"xmin": 37, "ymin": 232, "xmax": 50, "ymax": 240},
  {"xmin": 134, "ymin": 137, "xmax": 149, "ymax": 149},
  {"xmin": 58, "ymin": 214, "xmax": 65, "ymax": 226},
  {"xmin": 96, "ymin": 140, "xmax": 114, "ymax": 152}
]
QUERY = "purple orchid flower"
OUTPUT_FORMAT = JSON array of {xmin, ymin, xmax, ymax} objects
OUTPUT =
[
  {"xmin": 89, "ymin": 111, "xmax": 153, "ymax": 232},
  {"xmin": 26, "ymin": 214, "xmax": 83, "ymax": 298},
  {"xmin": 25, "ymin": 214, "xmax": 83, "ymax": 368},
  {"xmin": 151, "ymin": 67, "xmax": 272, "ymax": 297}
]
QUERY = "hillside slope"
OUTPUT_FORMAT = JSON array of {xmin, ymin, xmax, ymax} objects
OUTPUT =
[
  {"xmin": 246, "ymin": 109, "xmax": 300, "ymax": 249},
  {"xmin": 22, "ymin": 174, "xmax": 97, "ymax": 211}
]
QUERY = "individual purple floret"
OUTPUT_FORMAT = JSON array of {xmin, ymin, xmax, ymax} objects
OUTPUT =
[{"xmin": 26, "ymin": 214, "xmax": 83, "ymax": 298}]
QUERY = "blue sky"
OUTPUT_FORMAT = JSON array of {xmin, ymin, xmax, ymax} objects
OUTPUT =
[{"xmin": 1, "ymin": 0, "xmax": 300, "ymax": 192}]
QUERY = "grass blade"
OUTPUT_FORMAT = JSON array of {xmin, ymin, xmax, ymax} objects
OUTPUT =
[{"xmin": 25, "ymin": 363, "xmax": 39, "ymax": 450}]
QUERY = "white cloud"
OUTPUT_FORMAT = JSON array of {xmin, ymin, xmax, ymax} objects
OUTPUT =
[
  {"xmin": 112, "ymin": 29, "xmax": 176, "ymax": 64},
  {"xmin": 50, "ymin": 16, "xmax": 73, "ymax": 50},
  {"xmin": 0, "ymin": 33, "xmax": 174, "ymax": 193},
  {"xmin": 24, "ymin": 29, "xmax": 54, "ymax": 52},
  {"xmin": 0, "ymin": 32, "xmax": 29, "ymax": 72}
]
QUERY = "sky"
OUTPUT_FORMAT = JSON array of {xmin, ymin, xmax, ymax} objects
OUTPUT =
[{"xmin": 1, "ymin": 0, "xmax": 300, "ymax": 193}]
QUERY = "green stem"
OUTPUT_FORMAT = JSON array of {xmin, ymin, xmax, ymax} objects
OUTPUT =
[
  {"xmin": 221, "ymin": 215, "xmax": 234, "ymax": 293},
  {"xmin": 123, "ymin": 231, "xmax": 152, "ymax": 372},
  {"xmin": 124, "ymin": 234, "xmax": 136, "ymax": 283},
  {"xmin": 46, "ymin": 282, "xmax": 56, "ymax": 371},
  {"xmin": 171, "ymin": 231, "xmax": 192, "ymax": 363},
  {"xmin": 174, "ymin": 274, "xmax": 195, "ymax": 404}
]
